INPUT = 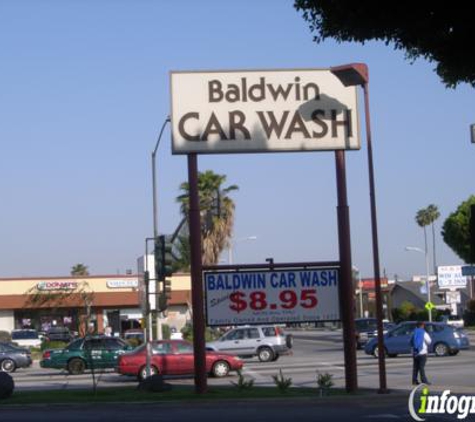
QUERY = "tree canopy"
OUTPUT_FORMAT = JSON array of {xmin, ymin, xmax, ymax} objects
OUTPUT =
[
  {"xmin": 442, "ymin": 195, "xmax": 475, "ymax": 263},
  {"xmin": 294, "ymin": 1, "xmax": 475, "ymax": 87},
  {"xmin": 71, "ymin": 264, "xmax": 89, "ymax": 276}
]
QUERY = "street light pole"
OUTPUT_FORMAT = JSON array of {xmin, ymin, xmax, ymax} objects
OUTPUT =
[
  {"xmin": 331, "ymin": 63, "xmax": 387, "ymax": 393},
  {"xmin": 151, "ymin": 116, "xmax": 171, "ymax": 342},
  {"xmin": 405, "ymin": 246, "xmax": 432, "ymax": 321},
  {"xmin": 228, "ymin": 236, "xmax": 257, "ymax": 265}
]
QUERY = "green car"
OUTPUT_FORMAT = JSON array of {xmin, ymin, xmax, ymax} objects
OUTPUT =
[{"xmin": 40, "ymin": 336, "xmax": 134, "ymax": 375}]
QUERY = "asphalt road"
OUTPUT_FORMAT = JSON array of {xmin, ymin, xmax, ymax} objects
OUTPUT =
[
  {"xmin": 6, "ymin": 329, "xmax": 475, "ymax": 394},
  {"xmin": 0, "ymin": 396, "xmax": 433, "ymax": 422}
]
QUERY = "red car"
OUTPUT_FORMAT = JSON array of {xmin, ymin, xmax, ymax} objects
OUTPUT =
[{"xmin": 117, "ymin": 340, "xmax": 243, "ymax": 380}]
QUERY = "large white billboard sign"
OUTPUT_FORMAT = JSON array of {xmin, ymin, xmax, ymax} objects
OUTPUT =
[
  {"xmin": 170, "ymin": 69, "xmax": 360, "ymax": 154},
  {"xmin": 437, "ymin": 265, "xmax": 468, "ymax": 289},
  {"xmin": 204, "ymin": 267, "xmax": 340, "ymax": 326}
]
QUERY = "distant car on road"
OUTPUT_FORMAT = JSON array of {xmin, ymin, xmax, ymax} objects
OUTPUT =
[
  {"xmin": 206, "ymin": 325, "xmax": 292, "ymax": 362},
  {"xmin": 441, "ymin": 315, "xmax": 465, "ymax": 328},
  {"xmin": 364, "ymin": 321, "xmax": 470, "ymax": 357},
  {"xmin": 0, "ymin": 341, "xmax": 33, "ymax": 373},
  {"xmin": 10, "ymin": 329, "xmax": 42, "ymax": 349},
  {"xmin": 355, "ymin": 319, "xmax": 396, "ymax": 348},
  {"xmin": 40, "ymin": 336, "xmax": 134, "ymax": 375},
  {"xmin": 45, "ymin": 327, "xmax": 73, "ymax": 343},
  {"xmin": 117, "ymin": 340, "xmax": 243, "ymax": 380}
]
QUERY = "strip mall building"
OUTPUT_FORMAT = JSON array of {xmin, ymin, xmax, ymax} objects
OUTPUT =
[{"xmin": 0, "ymin": 274, "xmax": 192, "ymax": 335}]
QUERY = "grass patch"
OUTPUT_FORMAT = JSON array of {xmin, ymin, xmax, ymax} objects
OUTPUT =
[{"xmin": 1, "ymin": 385, "xmax": 349, "ymax": 406}]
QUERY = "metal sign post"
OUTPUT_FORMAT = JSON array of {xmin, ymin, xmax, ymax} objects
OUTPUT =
[{"xmin": 187, "ymin": 153, "xmax": 207, "ymax": 394}]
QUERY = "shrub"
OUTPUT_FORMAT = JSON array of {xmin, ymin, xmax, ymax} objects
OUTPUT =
[
  {"xmin": 181, "ymin": 324, "xmax": 220, "ymax": 342},
  {"xmin": 272, "ymin": 369, "xmax": 292, "ymax": 393},
  {"xmin": 161, "ymin": 324, "xmax": 171, "ymax": 340},
  {"xmin": 316, "ymin": 372, "xmax": 334, "ymax": 396},
  {"xmin": 231, "ymin": 370, "xmax": 254, "ymax": 390},
  {"xmin": 0, "ymin": 331, "xmax": 11, "ymax": 342}
]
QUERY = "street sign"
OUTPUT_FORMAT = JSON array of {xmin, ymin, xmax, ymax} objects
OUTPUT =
[
  {"xmin": 204, "ymin": 266, "xmax": 340, "ymax": 326},
  {"xmin": 425, "ymin": 301, "xmax": 435, "ymax": 311},
  {"xmin": 462, "ymin": 265, "xmax": 475, "ymax": 277}
]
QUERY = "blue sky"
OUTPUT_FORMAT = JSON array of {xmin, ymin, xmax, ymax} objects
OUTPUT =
[{"xmin": 1, "ymin": 0, "xmax": 474, "ymax": 279}]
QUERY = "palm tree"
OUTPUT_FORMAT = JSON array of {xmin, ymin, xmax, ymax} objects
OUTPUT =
[
  {"xmin": 71, "ymin": 264, "xmax": 89, "ymax": 276},
  {"xmin": 176, "ymin": 170, "xmax": 238, "ymax": 266},
  {"xmin": 426, "ymin": 204, "xmax": 440, "ymax": 274},
  {"xmin": 415, "ymin": 208, "xmax": 431, "ymax": 262}
]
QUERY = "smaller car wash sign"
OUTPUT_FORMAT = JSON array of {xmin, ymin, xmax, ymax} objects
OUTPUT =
[
  {"xmin": 170, "ymin": 69, "xmax": 360, "ymax": 154},
  {"xmin": 204, "ymin": 267, "xmax": 340, "ymax": 326}
]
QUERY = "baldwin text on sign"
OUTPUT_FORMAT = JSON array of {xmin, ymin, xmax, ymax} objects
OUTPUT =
[
  {"xmin": 204, "ymin": 267, "xmax": 340, "ymax": 326},
  {"xmin": 170, "ymin": 69, "xmax": 360, "ymax": 154}
]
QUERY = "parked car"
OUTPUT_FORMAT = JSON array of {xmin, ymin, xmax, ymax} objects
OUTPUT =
[
  {"xmin": 364, "ymin": 321, "xmax": 470, "ymax": 357},
  {"xmin": 0, "ymin": 341, "xmax": 33, "ymax": 373},
  {"xmin": 11, "ymin": 329, "xmax": 42, "ymax": 349},
  {"xmin": 123, "ymin": 329, "xmax": 145, "ymax": 344},
  {"xmin": 40, "ymin": 336, "xmax": 134, "ymax": 374},
  {"xmin": 45, "ymin": 327, "xmax": 73, "ymax": 343},
  {"xmin": 117, "ymin": 340, "xmax": 243, "ymax": 380},
  {"xmin": 206, "ymin": 325, "xmax": 293, "ymax": 362}
]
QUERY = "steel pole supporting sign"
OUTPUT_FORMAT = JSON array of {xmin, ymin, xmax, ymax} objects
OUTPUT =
[
  {"xmin": 330, "ymin": 63, "xmax": 387, "ymax": 394},
  {"xmin": 187, "ymin": 154, "xmax": 207, "ymax": 394},
  {"xmin": 335, "ymin": 150, "xmax": 357, "ymax": 392}
]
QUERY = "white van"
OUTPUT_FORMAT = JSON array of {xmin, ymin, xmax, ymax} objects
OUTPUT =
[{"xmin": 11, "ymin": 329, "xmax": 42, "ymax": 348}]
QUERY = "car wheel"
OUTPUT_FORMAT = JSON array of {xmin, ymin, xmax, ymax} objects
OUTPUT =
[
  {"xmin": 285, "ymin": 334, "xmax": 293, "ymax": 349},
  {"xmin": 138, "ymin": 365, "xmax": 158, "ymax": 381},
  {"xmin": 434, "ymin": 342, "xmax": 449, "ymax": 357},
  {"xmin": 272, "ymin": 353, "xmax": 280, "ymax": 362},
  {"xmin": 257, "ymin": 347, "xmax": 274, "ymax": 362},
  {"xmin": 0, "ymin": 359, "xmax": 16, "ymax": 373},
  {"xmin": 212, "ymin": 360, "xmax": 230, "ymax": 378},
  {"xmin": 67, "ymin": 358, "xmax": 86, "ymax": 375}
]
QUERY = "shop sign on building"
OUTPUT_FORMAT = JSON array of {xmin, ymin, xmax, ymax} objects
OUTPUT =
[
  {"xmin": 106, "ymin": 279, "xmax": 139, "ymax": 289},
  {"xmin": 437, "ymin": 265, "xmax": 468, "ymax": 289},
  {"xmin": 37, "ymin": 281, "xmax": 78, "ymax": 291},
  {"xmin": 171, "ymin": 69, "xmax": 360, "ymax": 154}
]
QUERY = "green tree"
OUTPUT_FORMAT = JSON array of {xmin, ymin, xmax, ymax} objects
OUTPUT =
[
  {"xmin": 176, "ymin": 170, "xmax": 238, "ymax": 266},
  {"xmin": 294, "ymin": 1, "xmax": 474, "ymax": 87},
  {"xmin": 442, "ymin": 195, "xmax": 475, "ymax": 263},
  {"xmin": 71, "ymin": 264, "xmax": 89, "ymax": 276}
]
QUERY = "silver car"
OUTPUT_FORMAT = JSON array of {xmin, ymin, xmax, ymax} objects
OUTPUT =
[{"xmin": 206, "ymin": 325, "xmax": 292, "ymax": 362}]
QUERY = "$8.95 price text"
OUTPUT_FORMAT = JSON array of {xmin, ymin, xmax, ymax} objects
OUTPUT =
[{"xmin": 229, "ymin": 289, "xmax": 318, "ymax": 313}]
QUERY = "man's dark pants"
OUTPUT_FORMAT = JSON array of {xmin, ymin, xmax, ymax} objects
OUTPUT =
[{"xmin": 412, "ymin": 354, "xmax": 428, "ymax": 384}]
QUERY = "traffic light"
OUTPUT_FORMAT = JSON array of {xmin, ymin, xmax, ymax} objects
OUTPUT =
[
  {"xmin": 154, "ymin": 235, "xmax": 174, "ymax": 282},
  {"xmin": 158, "ymin": 278, "xmax": 172, "ymax": 312}
]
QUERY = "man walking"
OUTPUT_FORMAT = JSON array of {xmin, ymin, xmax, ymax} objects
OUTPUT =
[{"xmin": 410, "ymin": 321, "xmax": 432, "ymax": 385}]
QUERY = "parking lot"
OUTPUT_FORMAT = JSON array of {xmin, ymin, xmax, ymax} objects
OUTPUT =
[{"xmin": 6, "ymin": 328, "xmax": 475, "ymax": 394}]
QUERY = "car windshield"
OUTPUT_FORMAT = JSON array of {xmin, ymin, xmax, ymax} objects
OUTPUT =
[{"xmin": 11, "ymin": 331, "xmax": 38, "ymax": 340}]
